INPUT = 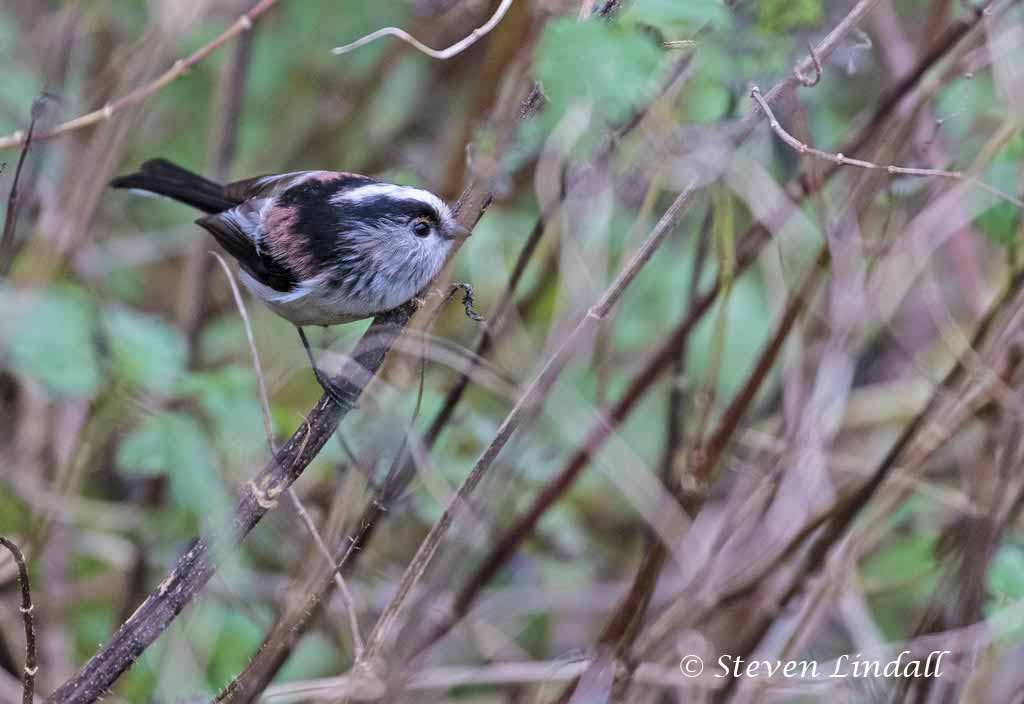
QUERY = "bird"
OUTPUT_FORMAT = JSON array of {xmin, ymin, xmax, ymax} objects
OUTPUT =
[{"xmin": 110, "ymin": 158, "xmax": 468, "ymax": 408}]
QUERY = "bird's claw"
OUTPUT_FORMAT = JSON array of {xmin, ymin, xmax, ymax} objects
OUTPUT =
[{"xmin": 313, "ymin": 368, "xmax": 360, "ymax": 412}]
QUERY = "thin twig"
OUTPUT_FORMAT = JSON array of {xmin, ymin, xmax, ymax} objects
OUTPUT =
[
  {"xmin": 0, "ymin": 0, "xmax": 277, "ymax": 151},
  {"xmin": 211, "ymin": 253, "xmax": 273, "ymax": 453},
  {"xmin": 262, "ymin": 659, "xmax": 693, "ymax": 701},
  {"xmin": 0, "ymin": 537, "xmax": 37, "ymax": 704},
  {"xmin": 750, "ymin": 85, "xmax": 1024, "ymax": 209},
  {"xmin": 211, "ymin": 252, "xmax": 366, "ymax": 657},
  {"xmin": 0, "ymin": 97, "xmax": 48, "ymax": 275},
  {"xmin": 331, "ymin": 0, "xmax": 514, "ymax": 59}
]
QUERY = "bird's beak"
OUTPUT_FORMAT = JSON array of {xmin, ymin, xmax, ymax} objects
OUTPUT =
[{"xmin": 445, "ymin": 222, "xmax": 472, "ymax": 240}]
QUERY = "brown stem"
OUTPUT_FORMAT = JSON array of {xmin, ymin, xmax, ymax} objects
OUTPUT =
[
  {"xmin": 694, "ymin": 246, "xmax": 830, "ymax": 488},
  {"xmin": 553, "ymin": 207, "xmax": 715, "ymax": 704},
  {"xmin": 0, "ymin": 97, "xmax": 47, "ymax": 276},
  {"xmin": 0, "ymin": 537, "xmax": 37, "ymax": 704}
]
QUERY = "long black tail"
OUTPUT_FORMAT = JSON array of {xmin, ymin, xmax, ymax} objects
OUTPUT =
[{"xmin": 110, "ymin": 158, "xmax": 238, "ymax": 214}]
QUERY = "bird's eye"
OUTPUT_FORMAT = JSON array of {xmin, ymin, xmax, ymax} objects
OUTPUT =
[{"xmin": 412, "ymin": 220, "xmax": 431, "ymax": 238}]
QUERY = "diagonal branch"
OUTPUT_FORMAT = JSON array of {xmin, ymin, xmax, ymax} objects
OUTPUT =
[
  {"xmin": 359, "ymin": 184, "xmax": 698, "ymax": 667},
  {"xmin": 46, "ymin": 299, "xmax": 416, "ymax": 703}
]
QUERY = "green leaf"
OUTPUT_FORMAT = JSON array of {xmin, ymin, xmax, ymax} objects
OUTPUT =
[
  {"xmin": 685, "ymin": 72, "xmax": 732, "ymax": 123},
  {"xmin": 991, "ymin": 545, "xmax": 1024, "ymax": 602},
  {"xmin": 688, "ymin": 281, "xmax": 771, "ymax": 399},
  {"xmin": 756, "ymin": 0, "xmax": 823, "ymax": 33},
  {"xmin": 974, "ymin": 142, "xmax": 1022, "ymax": 247},
  {"xmin": 861, "ymin": 532, "xmax": 939, "ymax": 639},
  {"xmin": 117, "ymin": 412, "xmax": 204, "ymax": 476},
  {"xmin": 276, "ymin": 632, "xmax": 340, "ymax": 682},
  {"xmin": 623, "ymin": 0, "xmax": 732, "ymax": 31},
  {"xmin": 103, "ymin": 307, "xmax": 186, "ymax": 393},
  {"xmin": 180, "ymin": 366, "xmax": 268, "ymax": 462},
  {"xmin": 935, "ymin": 75, "xmax": 996, "ymax": 142},
  {"xmin": 535, "ymin": 19, "xmax": 663, "ymax": 126},
  {"xmin": 4, "ymin": 286, "xmax": 102, "ymax": 397},
  {"xmin": 117, "ymin": 412, "xmax": 228, "ymax": 516}
]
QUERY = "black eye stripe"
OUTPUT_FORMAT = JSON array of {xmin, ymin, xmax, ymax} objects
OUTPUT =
[{"xmin": 336, "ymin": 196, "xmax": 439, "ymax": 225}]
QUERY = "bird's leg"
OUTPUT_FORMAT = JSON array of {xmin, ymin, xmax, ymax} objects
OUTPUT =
[{"xmin": 296, "ymin": 326, "xmax": 359, "ymax": 412}]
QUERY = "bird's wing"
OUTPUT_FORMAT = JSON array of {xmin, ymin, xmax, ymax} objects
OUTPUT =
[
  {"xmin": 222, "ymin": 171, "xmax": 328, "ymax": 203},
  {"xmin": 195, "ymin": 199, "xmax": 298, "ymax": 292}
]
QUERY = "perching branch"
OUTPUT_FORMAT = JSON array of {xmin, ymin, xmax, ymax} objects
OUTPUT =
[
  {"xmin": 212, "ymin": 251, "xmax": 366, "ymax": 657},
  {"xmin": 214, "ymin": 20, "xmax": 698, "ymax": 700},
  {"xmin": 0, "ymin": 0, "xmax": 278, "ymax": 151},
  {"xmin": 213, "ymin": 208, "xmax": 551, "ymax": 703},
  {"xmin": 0, "ymin": 537, "xmax": 37, "ymax": 704},
  {"xmin": 46, "ymin": 302, "xmax": 415, "ymax": 703}
]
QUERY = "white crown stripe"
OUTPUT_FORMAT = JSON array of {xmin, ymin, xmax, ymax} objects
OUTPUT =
[{"xmin": 330, "ymin": 183, "xmax": 452, "ymax": 221}]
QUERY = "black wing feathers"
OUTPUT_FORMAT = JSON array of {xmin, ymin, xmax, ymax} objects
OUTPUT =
[
  {"xmin": 110, "ymin": 158, "xmax": 240, "ymax": 213},
  {"xmin": 112, "ymin": 158, "xmax": 299, "ymax": 292},
  {"xmin": 195, "ymin": 211, "xmax": 298, "ymax": 292}
]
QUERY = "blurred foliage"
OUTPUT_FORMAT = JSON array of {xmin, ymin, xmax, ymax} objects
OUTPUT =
[
  {"xmin": 756, "ymin": 0, "xmax": 823, "ymax": 33},
  {"xmin": 1, "ymin": 0, "xmax": 1023, "ymax": 699}
]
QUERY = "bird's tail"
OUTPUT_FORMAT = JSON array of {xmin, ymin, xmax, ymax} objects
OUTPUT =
[{"xmin": 110, "ymin": 158, "xmax": 238, "ymax": 214}]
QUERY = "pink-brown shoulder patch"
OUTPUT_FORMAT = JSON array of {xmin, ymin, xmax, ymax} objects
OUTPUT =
[
  {"xmin": 299, "ymin": 171, "xmax": 338, "ymax": 184},
  {"xmin": 262, "ymin": 203, "xmax": 319, "ymax": 280}
]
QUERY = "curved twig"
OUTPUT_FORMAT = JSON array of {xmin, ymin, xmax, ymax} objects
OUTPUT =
[
  {"xmin": 793, "ymin": 40, "xmax": 822, "ymax": 86},
  {"xmin": 0, "ymin": 537, "xmax": 37, "ymax": 704},
  {"xmin": 331, "ymin": 0, "xmax": 514, "ymax": 59}
]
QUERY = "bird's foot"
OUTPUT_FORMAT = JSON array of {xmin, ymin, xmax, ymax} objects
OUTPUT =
[{"xmin": 313, "ymin": 368, "xmax": 360, "ymax": 412}]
